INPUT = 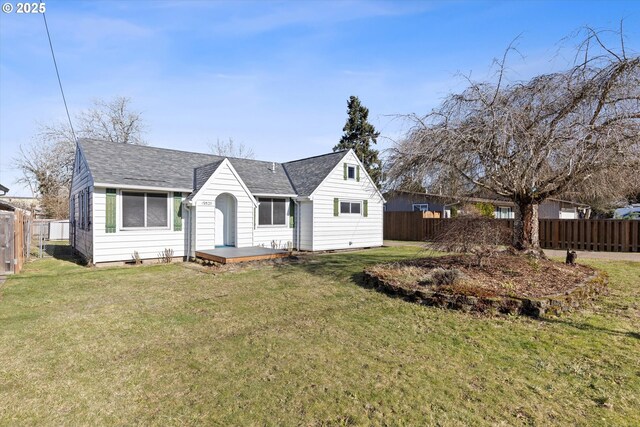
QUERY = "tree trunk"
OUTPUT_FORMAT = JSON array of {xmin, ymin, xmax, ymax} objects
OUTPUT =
[{"xmin": 513, "ymin": 201, "xmax": 539, "ymax": 250}]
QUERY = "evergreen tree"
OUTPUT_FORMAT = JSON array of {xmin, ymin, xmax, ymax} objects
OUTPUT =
[{"xmin": 334, "ymin": 96, "xmax": 382, "ymax": 187}]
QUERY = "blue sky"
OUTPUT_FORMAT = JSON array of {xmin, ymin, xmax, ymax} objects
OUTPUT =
[{"xmin": 1, "ymin": 0, "xmax": 638, "ymax": 196}]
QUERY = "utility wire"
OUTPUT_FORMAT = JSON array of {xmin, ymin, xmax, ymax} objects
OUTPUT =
[{"xmin": 40, "ymin": 0, "xmax": 76, "ymax": 141}]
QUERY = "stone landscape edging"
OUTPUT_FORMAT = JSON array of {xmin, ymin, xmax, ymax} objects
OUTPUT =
[{"xmin": 362, "ymin": 269, "xmax": 608, "ymax": 317}]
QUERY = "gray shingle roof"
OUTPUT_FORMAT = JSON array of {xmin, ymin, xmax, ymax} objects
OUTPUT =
[
  {"xmin": 283, "ymin": 151, "xmax": 348, "ymax": 196},
  {"xmin": 78, "ymin": 139, "xmax": 346, "ymax": 197},
  {"xmin": 192, "ymin": 160, "xmax": 225, "ymax": 194},
  {"xmin": 79, "ymin": 139, "xmax": 216, "ymax": 190}
]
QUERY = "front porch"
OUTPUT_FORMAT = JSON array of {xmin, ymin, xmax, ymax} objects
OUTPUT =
[{"xmin": 195, "ymin": 247, "xmax": 289, "ymax": 264}]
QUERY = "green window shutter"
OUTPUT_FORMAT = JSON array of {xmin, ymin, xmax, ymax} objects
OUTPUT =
[
  {"xmin": 105, "ymin": 188, "xmax": 116, "ymax": 233},
  {"xmin": 333, "ymin": 198, "xmax": 339, "ymax": 216},
  {"xmin": 173, "ymin": 192, "xmax": 182, "ymax": 231},
  {"xmin": 363, "ymin": 200, "xmax": 368, "ymax": 217},
  {"xmin": 356, "ymin": 166, "xmax": 360, "ymax": 182},
  {"xmin": 343, "ymin": 163, "xmax": 348, "ymax": 180},
  {"xmin": 289, "ymin": 200, "xmax": 296, "ymax": 228}
]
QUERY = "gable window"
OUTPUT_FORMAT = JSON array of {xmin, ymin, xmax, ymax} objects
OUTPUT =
[
  {"xmin": 343, "ymin": 163, "xmax": 360, "ymax": 181},
  {"xmin": 340, "ymin": 200, "xmax": 361, "ymax": 215},
  {"xmin": 122, "ymin": 191, "xmax": 169, "ymax": 228},
  {"xmin": 347, "ymin": 165, "xmax": 356, "ymax": 180},
  {"xmin": 258, "ymin": 197, "xmax": 287, "ymax": 226}
]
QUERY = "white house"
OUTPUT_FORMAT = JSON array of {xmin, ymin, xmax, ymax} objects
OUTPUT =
[{"xmin": 70, "ymin": 139, "xmax": 384, "ymax": 264}]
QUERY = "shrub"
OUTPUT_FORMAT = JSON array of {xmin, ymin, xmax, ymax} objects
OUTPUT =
[
  {"xmin": 419, "ymin": 268, "xmax": 463, "ymax": 287},
  {"xmin": 158, "ymin": 248, "xmax": 174, "ymax": 263}
]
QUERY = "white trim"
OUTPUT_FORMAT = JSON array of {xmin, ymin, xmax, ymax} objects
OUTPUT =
[
  {"xmin": 346, "ymin": 164, "xmax": 357, "ymax": 180},
  {"xmin": 119, "ymin": 190, "xmax": 171, "ymax": 230},
  {"xmin": 94, "ymin": 182, "xmax": 192, "ymax": 193},
  {"xmin": 257, "ymin": 197, "xmax": 288, "ymax": 227},
  {"xmin": 308, "ymin": 149, "xmax": 386, "ymax": 202},
  {"xmin": 252, "ymin": 193, "xmax": 298, "ymax": 198},
  {"xmin": 189, "ymin": 159, "xmax": 258, "ymax": 207},
  {"xmin": 339, "ymin": 199, "xmax": 362, "ymax": 216}
]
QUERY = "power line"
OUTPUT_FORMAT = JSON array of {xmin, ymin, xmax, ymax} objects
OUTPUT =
[{"xmin": 40, "ymin": 0, "xmax": 76, "ymax": 141}]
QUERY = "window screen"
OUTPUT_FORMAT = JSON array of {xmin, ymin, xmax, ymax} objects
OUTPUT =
[
  {"xmin": 123, "ymin": 192, "xmax": 145, "ymax": 228},
  {"xmin": 258, "ymin": 198, "xmax": 287, "ymax": 225},
  {"xmin": 273, "ymin": 199, "xmax": 286, "ymax": 225},
  {"xmin": 147, "ymin": 193, "xmax": 168, "ymax": 227},
  {"xmin": 259, "ymin": 198, "xmax": 272, "ymax": 225}
]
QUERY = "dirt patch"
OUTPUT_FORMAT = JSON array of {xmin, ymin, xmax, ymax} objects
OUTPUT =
[{"xmin": 364, "ymin": 252, "xmax": 607, "ymax": 317}]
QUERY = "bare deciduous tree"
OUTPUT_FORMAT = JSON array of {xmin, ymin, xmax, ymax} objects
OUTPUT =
[
  {"xmin": 429, "ymin": 216, "xmax": 512, "ymax": 267},
  {"xmin": 209, "ymin": 137, "xmax": 255, "ymax": 159},
  {"xmin": 389, "ymin": 27, "xmax": 640, "ymax": 251},
  {"xmin": 77, "ymin": 97, "xmax": 147, "ymax": 145},
  {"xmin": 15, "ymin": 96, "xmax": 147, "ymax": 218}
]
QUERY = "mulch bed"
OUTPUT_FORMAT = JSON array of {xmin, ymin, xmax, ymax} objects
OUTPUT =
[{"xmin": 363, "ymin": 252, "xmax": 607, "ymax": 317}]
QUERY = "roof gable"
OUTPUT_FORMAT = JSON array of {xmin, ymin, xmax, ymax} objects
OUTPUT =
[
  {"xmin": 78, "ymin": 139, "xmax": 373, "ymax": 198},
  {"xmin": 78, "ymin": 139, "xmax": 295, "ymax": 195},
  {"xmin": 282, "ymin": 150, "xmax": 348, "ymax": 197},
  {"xmin": 188, "ymin": 159, "xmax": 258, "ymax": 206}
]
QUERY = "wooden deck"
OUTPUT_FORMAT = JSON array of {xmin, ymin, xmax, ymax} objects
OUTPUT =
[{"xmin": 195, "ymin": 247, "xmax": 289, "ymax": 264}]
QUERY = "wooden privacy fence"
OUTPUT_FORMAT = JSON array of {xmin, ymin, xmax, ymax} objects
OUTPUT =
[
  {"xmin": 383, "ymin": 212, "xmax": 640, "ymax": 252},
  {"xmin": 0, "ymin": 210, "xmax": 32, "ymax": 274}
]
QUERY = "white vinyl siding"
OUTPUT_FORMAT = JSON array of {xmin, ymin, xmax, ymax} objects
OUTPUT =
[
  {"xmin": 310, "ymin": 151, "xmax": 383, "ymax": 251},
  {"xmin": 254, "ymin": 199, "xmax": 294, "ymax": 248},
  {"xmin": 192, "ymin": 161, "xmax": 254, "ymax": 252},
  {"xmin": 92, "ymin": 188, "xmax": 186, "ymax": 263},
  {"xmin": 69, "ymin": 149, "xmax": 94, "ymax": 260}
]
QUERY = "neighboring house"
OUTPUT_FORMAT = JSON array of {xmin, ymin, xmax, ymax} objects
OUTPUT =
[
  {"xmin": 614, "ymin": 204, "xmax": 640, "ymax": 220},
  {"xmin": 0, "ymin": 196, "xmax": 44, "ymax": 218},
  {"xmin": 384, "ymin": 191, "xmax": 591, "ymax": 219},
  {"xmin": 0, "ymin": 184, "xmax": 8, "ymax": 196},
  {"xmin": 70, "ymin": 139, "xmax": 384, "ymax": 264}
]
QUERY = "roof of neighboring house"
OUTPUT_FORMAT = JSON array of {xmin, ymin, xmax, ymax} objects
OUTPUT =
[
  {"xmin": 385, "ymin": 190, "xmax": 590, "ymax": 208},
  {"xmin": 78, "ymin": 138, "xmax": 349, "ymax": 197},
  {"xmin": 0, "ymin": 200, "xmax": 16, "ymax": 211},
  {"xmin": 0, "ymin": 184, "xmax": 8, "ymax": 194},
  {"xmin": 282, "ymin": 151, "xmax": 349, "ymax": 197}
]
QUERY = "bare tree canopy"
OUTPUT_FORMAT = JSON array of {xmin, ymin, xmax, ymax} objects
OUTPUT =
[
  {"xmin": 209, "ymin": 137, "xmax": 255, "ymax": 159},
  {"xmin": 77, "ymin": 97, "xmax": 147, "ymax": 145},
  {"xmin": 15, "ymin": 96, "xmax": 147, "ymax": 218},
  {"xmin": 389, "ymin": 27, "xmax": 640, "ymax": 250}
]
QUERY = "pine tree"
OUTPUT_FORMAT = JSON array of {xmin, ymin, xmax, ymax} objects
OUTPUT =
[{"xmin": 334, "ymin": 96, "xmax": 383, "ymax": 187}]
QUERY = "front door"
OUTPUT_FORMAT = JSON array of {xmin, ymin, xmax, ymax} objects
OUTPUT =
[{"xmin": 215, "ymin": 193, "xmax": 236, "ymax": 247}]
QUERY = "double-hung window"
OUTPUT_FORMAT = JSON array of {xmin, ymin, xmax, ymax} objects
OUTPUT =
[
  {"xmin": 258, "ymin": 197, "xmax": 287, "ymax": 226},
  {"xmin": 122, "ymin": 192, "xmax": 169, "ymax": 228}
]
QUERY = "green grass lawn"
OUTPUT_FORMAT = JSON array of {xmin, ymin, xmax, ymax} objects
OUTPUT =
[{"xmin": 1, "ymin": 247, "xmax": 639, "ymax": 426}]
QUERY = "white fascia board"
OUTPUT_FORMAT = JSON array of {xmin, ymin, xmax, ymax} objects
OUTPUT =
[
  {"xmin": 189, "ymin": 158, "xmax": 258, "ymax": 207},
  {"xmin": 93, "ymin": 182, "xmax": 192, "ymax": 193},
  {"xmin": 252, "ymin": 193, "xmax": 298, "ymax": 198}
]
